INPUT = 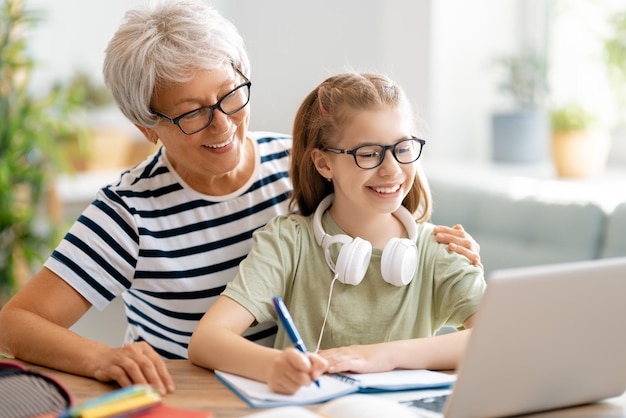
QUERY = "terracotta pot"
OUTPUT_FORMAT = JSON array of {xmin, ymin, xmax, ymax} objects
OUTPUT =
[{"xmin": 551, "ymin": 130, "xmax": 611, "ymax": 178}]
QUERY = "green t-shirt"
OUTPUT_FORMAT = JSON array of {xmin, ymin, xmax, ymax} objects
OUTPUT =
[{"xmin": 222, "ymin": 211, "xmax": 486, "ymax": 351}]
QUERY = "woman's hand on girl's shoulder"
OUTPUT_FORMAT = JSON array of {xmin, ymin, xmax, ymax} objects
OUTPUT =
[{"xmin": 433, "ymin": 224, "xmax": 483, "ymax": 270}]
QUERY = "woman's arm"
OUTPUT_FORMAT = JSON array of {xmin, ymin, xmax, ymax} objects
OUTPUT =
[
  {"xmin": 318, "ymin": 314, "xmax": 477, "ymax": 374},
  {"xmin": 0, "ymin": 267, "xmax": 174, "ymax": 395},
  {"xmin": 188, "ymin": 296, "xmax": 327, "ymax": 394}
]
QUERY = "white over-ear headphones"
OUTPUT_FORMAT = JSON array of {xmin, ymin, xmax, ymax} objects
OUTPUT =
[{"xmin": 313, "ymin": 194, "xmax": 418, "ymax": 287}]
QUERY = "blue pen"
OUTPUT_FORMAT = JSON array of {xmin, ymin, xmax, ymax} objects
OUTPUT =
[{"xmin": 272, "ymin": 296, "xmax": 321, "ymax": 388}]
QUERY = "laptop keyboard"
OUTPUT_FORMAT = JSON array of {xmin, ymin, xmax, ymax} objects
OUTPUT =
[{"xmin": 401, "ymin": 394, "xmax": 449, "ymax": 413}]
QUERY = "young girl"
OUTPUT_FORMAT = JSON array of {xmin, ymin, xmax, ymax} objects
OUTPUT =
[{"xmin": 188, "ymin": 72, "xmax": 486, "ymax": 395}]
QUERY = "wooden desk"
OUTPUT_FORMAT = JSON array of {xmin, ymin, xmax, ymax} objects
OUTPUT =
[
  {"xmin": 15, "ymin": 360, "xmax": 626, "ymax": 417},
  {"xmin": 19, "ymin": 360, "xmax": 251, "ymax": 418}
]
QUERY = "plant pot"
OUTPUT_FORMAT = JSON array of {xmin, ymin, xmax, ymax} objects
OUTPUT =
[
  {"xmin": 608, "ymin": 124, "xmax": 626, "ymax": 165},
  {"xmin": 491, "ymin": 110, "xmax": 550, "ymax": 163},
  {"xmin": 64, "ymin": 109, "xmax": 157, "ymax": 173},
  {"xmin": 551, "ymin": 129, "xmax": 611, "ymax": 178}
]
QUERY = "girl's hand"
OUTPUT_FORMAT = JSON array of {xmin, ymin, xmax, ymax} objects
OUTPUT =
[
  {"xmin": 267, "ymin": 347, "xmax": 328, "ymax": 394},
  {"xmin": 433, "ymin": 224, "xmax": 483, "ymax": 269},
  {"xmin": 318, "ymin": 344, "xmax": 391, "ymax": 374}
]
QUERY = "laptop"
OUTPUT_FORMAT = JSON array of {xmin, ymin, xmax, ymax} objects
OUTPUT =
[{"xmin": 394, "ymin": 257, "xmax": 626, "ymax": 418}]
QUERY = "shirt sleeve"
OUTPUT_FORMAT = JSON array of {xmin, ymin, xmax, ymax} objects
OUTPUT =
[
  {"xmin": 222, "ymin": 215, "xmax": 303, "ymax": 324},
  {"xmin": 44, "ymin": 187, "xmax": 139, "ymax": 310},
  {"xmin": 431, "ymin": 242, "xmax": 486, "ymax": 329}
]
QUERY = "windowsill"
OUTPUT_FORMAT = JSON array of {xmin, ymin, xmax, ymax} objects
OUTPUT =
[
  {"xmin": 56, "ymin": 169, "xmax": 122, "ymax": 200},
  {"xmin": 53, "ymin": 160, "xmax": 626, "ymax": 224},
  {"xmin": 423, "ymin": 160, "xmax": 626, "ymax": 212},
  {"xmin": 54, "ymin": 170, "xmax": 122, "ymax": 223}
]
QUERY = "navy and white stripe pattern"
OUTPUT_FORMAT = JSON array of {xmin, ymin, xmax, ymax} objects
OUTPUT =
[{"xmin": 45, "ymin": 132, "xmax": 292, "ymax": 358}]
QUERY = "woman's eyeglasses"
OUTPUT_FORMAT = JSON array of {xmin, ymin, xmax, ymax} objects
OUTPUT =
[
  {"xmin": 322, "ymin": 137, "xmax": 425, "ymax": 169},
  {"xmin": 151, "ymin": 68, "xmax": 251, "ymax": 135}
]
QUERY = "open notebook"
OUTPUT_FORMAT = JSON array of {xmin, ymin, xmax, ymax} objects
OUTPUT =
[
  {"xmin": 215, "ymin": 368, "xmax": 455, "ymax": 408},
  {"xmin": 392, "ymin": 257, "xmax": 626, "ymax": 418}
]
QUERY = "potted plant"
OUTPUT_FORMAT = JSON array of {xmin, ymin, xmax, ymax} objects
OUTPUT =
[
  {"xmin": 491, "ymin": 48, "xmax": 550, "ymax": 163},
  {"xmin": 0, "ymin": 0, "xmax": 88, "ymax": 304},
  {"xmin": 61, "ymin": 70, "xmax": 156, "ymax": 173},
  {"xmin": 62, "ymin": 70, "xmax": 119, "ymax": 172},
  {"xmin": 603, "ymin": 9, "xmax": 626, "ymax": 163},
  {"xmin": 550, "ymin": 102, "xmax": 610, "ymax": 178}
]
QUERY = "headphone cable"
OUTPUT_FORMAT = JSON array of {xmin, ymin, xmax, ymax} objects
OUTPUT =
[{"xmin": 315, "ymin": 273, "xmax": 338, "ymax": 353}]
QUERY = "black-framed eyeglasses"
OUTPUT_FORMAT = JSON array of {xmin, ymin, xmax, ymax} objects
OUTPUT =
[
  {"xmin": 150, "ymin": 68, "xmax": 251, "ymax": 135},
  {"xmin": 323, "ymin": 137, "xmax": 425, "ymax": 169}
]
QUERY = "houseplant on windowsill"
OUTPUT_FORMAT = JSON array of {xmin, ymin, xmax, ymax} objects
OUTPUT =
[
  {"xmin": 550, "ymin": 102, "xmax": 610, "ymax": 178},
  {"xmin": 604, "ymin": 9, "xmax": 626, "ymax": 164},
  {"xmin": 62, "ymin": 71, "xmax": 157, "ymax": 173},
  {"xmin": 491, "ymin": 48, "xmax": 550, "ymax": 163}
]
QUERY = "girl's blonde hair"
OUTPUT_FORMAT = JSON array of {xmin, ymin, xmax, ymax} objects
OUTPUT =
[{"xmin": 289, "ymin": 72, "xmax": 431, "ymax": 220}]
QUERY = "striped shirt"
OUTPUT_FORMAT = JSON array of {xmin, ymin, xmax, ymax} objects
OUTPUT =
[{"xmin": 45, "ymin": 132, "xmax": 292, "ymax": 359}]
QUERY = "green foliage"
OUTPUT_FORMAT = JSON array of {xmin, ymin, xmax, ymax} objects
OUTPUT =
[
  {"xmin": 67, "ymin": 71, "xmax": 113, "ymax": 110},
  {"xmin": 494, "ymin": 48, "xmax": 549, "ymax": 110},
  {"xmin": 0, "ymin": 0, "xmax": 89, "ymax": 301},
  {"xmin": 550, "ymin": 102, "xmax": 598, "ymax": 134},
  {"xmin": 604, "ymin": 9, "xmax": 626, "ymax": 118}
]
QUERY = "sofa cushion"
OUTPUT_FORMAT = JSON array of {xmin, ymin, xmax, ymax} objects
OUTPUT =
[
  {"xmin": 600, "ymin": 202, "xmax": 626, "ymax": 258},
  {"xmin": 429, "ymin": 179, "xmax": 606, "ymax": 276}
]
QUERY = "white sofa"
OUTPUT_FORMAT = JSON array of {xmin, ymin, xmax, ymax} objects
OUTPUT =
[{"xmin": 429, "ymin": 177, "xmax": 626, "ymax": 276}]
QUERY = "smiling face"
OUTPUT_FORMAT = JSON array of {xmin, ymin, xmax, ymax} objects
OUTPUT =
[
  {"xmin": 312, "ymin": 107, "xmax": 418, "ymax": 226},
  {"xmin": 138, "ymin": 64, "xmax": 252, "ymax": 195}
]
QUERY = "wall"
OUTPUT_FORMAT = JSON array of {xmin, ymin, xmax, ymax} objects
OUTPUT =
[
  {"xmin": 30, "ymin": 1, "xmax": 625, "ymax": 166},
  {"xmin": 26, "ymin": 0, "xmax": 522, "ymax": 163},
  {"xmin": 214, "ymin": 0, "xmax": 432, "ymax": 139}
]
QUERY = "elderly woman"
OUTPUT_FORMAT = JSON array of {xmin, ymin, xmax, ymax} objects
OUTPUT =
[{"xmin": 0, "ymin": 0, "xmax": 480, "ymax": 394}]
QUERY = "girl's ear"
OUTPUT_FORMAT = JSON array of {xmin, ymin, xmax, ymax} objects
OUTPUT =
[{"xmin": 311, "ymin": 148, "xmax": 333, "ymax": 181}]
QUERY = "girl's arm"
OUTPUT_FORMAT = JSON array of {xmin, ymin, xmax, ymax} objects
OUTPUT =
[
  {"xmin": 318, "ymin": 314, "xmax": 476, "ymax": 374},
  {"xmin": 188, "ymin": 296, "xmax": 327, "ymax": 394}
]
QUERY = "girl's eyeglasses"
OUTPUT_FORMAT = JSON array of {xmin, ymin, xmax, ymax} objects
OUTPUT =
[{"xmin": 323, "ymin": 137, "xmax": 425, "ymax": 169}]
